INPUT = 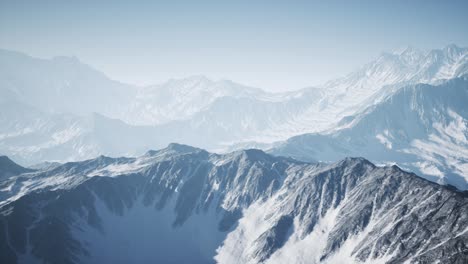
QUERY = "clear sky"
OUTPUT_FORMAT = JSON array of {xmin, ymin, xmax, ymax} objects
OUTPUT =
[{"xmin": 1, "ymin": 0, "xmax": 468, "ymax": 91}]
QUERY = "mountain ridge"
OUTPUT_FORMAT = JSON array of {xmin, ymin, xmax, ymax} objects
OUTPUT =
[
  {"xmin": 271, "ymin": 75, "xmax": 468, "ymax": 190},
  {"xmin": 0, "ymin": 145, "xmax": 466, "ymax": 263},
  {"xmin": 1, "ymin": 44, "xmax": 468, "ymax": 186}
]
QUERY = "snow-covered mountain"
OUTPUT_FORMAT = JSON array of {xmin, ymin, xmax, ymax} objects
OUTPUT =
[
  {"xmin": 123, "ymin": 76, "xmax": 265, "ymax": 125},
  {"xmin": 271, "ymin": 76, "xmax": 468, "ymax": 190},
  {"xmin": 133, "ymin": 44, "xmax": 468, "ymax": 145},
  {"xmin": 322, "ymin": 44, "xmax": 468, "ymax": 108},
  {"xmin": 2, "ymin": 45, "xmax": 467, "ymax": 163},
  {"xmin": 0, "ymin": 49, "xmax": 136, "ymax": 119},
  {"xmin": 0, "ymin": 49, "xmax": 323, "ymax": 162},
  {"xmin": 249, "ymin": 44, "xmax": 468, "ymax": 140},
  {"xmin": 112, "ymin": 43, "xmax": 468, "ymax": 148},
  {"xmin": 1, "ymin": 144, "xmax": 467, "ymax": 263},
  {"xmin": 0, "ymin": 99, "xmax": 175, "ymax": 165},
  {"xmin": 0, "ymin": 45, "xmax": 468, "ymax": 165}
]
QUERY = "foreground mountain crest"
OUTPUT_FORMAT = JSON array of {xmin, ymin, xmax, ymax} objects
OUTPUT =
[{"xmin": 0, "ymin": 146, "xmax": 466, "ymax": 264}]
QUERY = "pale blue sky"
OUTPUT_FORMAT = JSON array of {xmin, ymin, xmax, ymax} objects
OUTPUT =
[{"xmin": 1, "ymin": 0, "xmax": 468, "ymax": 91}]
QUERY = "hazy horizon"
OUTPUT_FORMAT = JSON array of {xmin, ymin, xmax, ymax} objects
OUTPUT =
[
  {"xmin": 1, "ymin": 43, "xmax": 466, "ymax": 92},
  {"xmin": 2, "ymin": 0, "xmax": 468, "ymax": 91}
]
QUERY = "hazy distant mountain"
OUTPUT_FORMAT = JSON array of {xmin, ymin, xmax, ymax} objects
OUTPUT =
[
  {"xmin": 133, "ymin": 45, "xmax": 468, "ymax": 144},
  {"xmin": 0, "ymin": 100, "xmax": 169, "ymax": 165},
  {"xmin": 0, "ymin": 49, "xmax": 136, "ymax": 118},
  {"xmin": 1, "ymin": 144, "xmax": 466, "ymax": 263},
  {"xmin": 322, "ymin": 44, "xmax": 468, "ymax": 103},
  {"xmin": 118, "ymin": 44, "xmax": 468, "ymax": 150},
  {"xmin": 1, "ymin": 45, "xmax": 467, "ymax": 165},
  {"xmin": 123, "ymin": 76, "xmax": 265, "ymax": 125},
  {"xmin": 271, "ymin": 76, "xmax": 468, "ymax": 190},
  {"xmin": 252, "ymin": 44, "xmax": 468, "ymax": 138}
]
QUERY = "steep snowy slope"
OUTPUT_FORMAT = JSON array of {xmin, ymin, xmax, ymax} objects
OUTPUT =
[
  {"xmin": 322, "ymin": 44, "xmax": 468, "ymax": 110},
  {"xmin": 0, "ymin": 145, "xmax": 467, "ymax": 264},
  {"xmin": 216, "ymin": 158, "xmax": 468, "ymax": 264},
  {"xmin": 265, "ymin": 45, "xmax": 468, "ymax": 139},
  {"xmin": 271, "ymin": 76, "xmax": 468, "ymax": 190}
]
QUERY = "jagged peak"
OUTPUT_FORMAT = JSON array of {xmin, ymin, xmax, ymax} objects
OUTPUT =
[
  {"xmin": 334, "ymin": 157, "xmax": 376, "ymax": 168},
  {"xmin": 443, "ymin": 43, "xmax": 463, "ymax": 52},
  {"xmin": 0, "ymin": 155, "xmax": 34, "ymax": 178},
  {"xmin": 0, "ymin": 155, "xmax": 31, "ymax": 170},
  {"xmin": 241, "ymin": 148, "xmax": 270, "ymax": 159},
  {"xmin": 379, "ymin": 44, "xmax": 468, "ymax": 64},
  {"xmin": 391, "ymin": 45, "xmax": 420, "ymax": 56},
  {"xmin": 166, "ymin": 143, "xmax": 202, "ymax": 152},
  {"xmin": 74, "ymin": 155, "xmax": 116, "ymax": 167},
  {"xmin": 145, "ymin": 143, "xmax": 206, "ymax": 157},
  {"xmin": 0, "ymin": 155, "xmax": 15, "ymax": 164},
  {"xmin": 224, "ymin": 148, "xmax": 276, "ymax": 163}
]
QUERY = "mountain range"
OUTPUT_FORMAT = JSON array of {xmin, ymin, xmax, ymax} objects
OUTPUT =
[
  {"xmin": 1, "ymin": 144, "xmax": 467, "ymax": 263},
  {"xmin": 271, "ymin": 76, "xmax": 468, "ymax": 190},
  {"xmin": 1, "ymin": 45, "xmax": 467, "ymax": 192},
  {"xmin": 1, "ymin": 44, "xmax": 468, "ymax": 264}
]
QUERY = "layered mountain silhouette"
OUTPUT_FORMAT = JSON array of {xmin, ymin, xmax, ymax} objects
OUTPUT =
[{"xmin": 1, "ymin": 45, "xmax": 467, "ymax": 164}]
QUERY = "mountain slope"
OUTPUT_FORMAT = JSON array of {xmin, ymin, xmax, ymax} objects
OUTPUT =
[
  {"xmin": 261, "ymin": 44, "xmax": 468, "ymax": 140},
  {"xmin": 119, "ymin": 44, "xmax": 468, "ymax": 148},
  {"xmin": 0, "ymin": 156, "xmax": 33, "ymax": 180},
  {"xmin": 116, "ymin": 44, "xmax": 468, "ymax": 150},
  {"xmin": 321, "ymin": 44, "xmax": 468, "ymax": 112},
  {"xmin": 0, "ymin": 49, "xmax": 136, "ymax": 119},
  {"xmin": 0, "ymin": 100, "xmax": 173, "ymax": 165},
  {"xmin": 0, "ymin": 145, "xmax": 467, "ymax": 263},
  {"xmin": 2, "ymin": 45, "xmax": 468, "ymax": 163},
  {"xmin": 217, "ymin": 158, "xmax": 468, "ymax": 264},
  {"xmin": 123, "ymin": 76, "xmax": 266, "ymax": 125},
  {"xmin": 271, "ymin": 76, "xmax": 468, "ymax": 190}
]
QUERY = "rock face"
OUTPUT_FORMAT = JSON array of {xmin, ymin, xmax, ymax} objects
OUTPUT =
[
  {"xmin": 0, "ymin": 144, "xmax": 467, "ymax": 264},
  {"xmin": 218, "ymin": 158, "xmax": 468, "ymax": 264}
]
